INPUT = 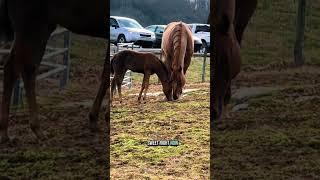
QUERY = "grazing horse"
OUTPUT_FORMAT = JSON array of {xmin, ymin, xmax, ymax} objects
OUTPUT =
[
  {"xmin": 110, "ymin": 50, "xmax": 172, "ymax": 104},
  {"xmin": 0, "ymin": 0, "xmax": 108, "ymax": 143},
  {"xmin": 161, "ymin": 21, "xmax": 194, "ymax": 100},
  {"xmin": 209, "ymin": 0, "xmax": 257, "ymax": 120}
]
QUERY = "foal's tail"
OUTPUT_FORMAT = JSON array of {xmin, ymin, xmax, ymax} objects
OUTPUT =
[{"xmin": 0, "ymin": 0, "xmax": 13, "ymax": 43}]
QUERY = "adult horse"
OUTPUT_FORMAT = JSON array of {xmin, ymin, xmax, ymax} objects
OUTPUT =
[
  {"xmin": 209, "ymin": 0, "xmax": 257, "ymax": 120},
  {"xmin": 0, "ymin": 0, "xmax": 109, "ymax": 144},
  {"xmin": 161, "ymin": 22, "xmax": 194, "ymax": 100}
]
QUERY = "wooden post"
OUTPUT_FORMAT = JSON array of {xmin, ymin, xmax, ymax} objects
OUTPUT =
[
  {"xmin": 294, "ymin": 0, "xmax": 306, "ymax": 66},
  {"xmin": 60, "ymin": 31, "xmax": 71, "ymax": 88},
  {"xmin": 202, "ymin": 50, "xmax": 207, "ymax": 82}
]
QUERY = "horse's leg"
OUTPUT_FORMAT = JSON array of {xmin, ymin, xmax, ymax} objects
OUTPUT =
[
  {"xmin": 20, "ymin": 29, "xmax": 54, "ymax": 140},
  {"xmin": 116, "ymin": 72, "xmax": 125, "ymax": 104},
  {"xmin": 143, "ymin": 72, "xmax": 151, "ymax": 101},
  {"xmin": 0, "ymin": 50, "xmax": 21, "ymax": 143},
  {"xmin": 138, "ymin": 74, "xmax": 147, "ymax": 102},
  {"xmin": 234, "ymin": 0, "xmax": 258, "ymax": 45},
  {"xmin": 89, "ymin": 59, "xmax": 109, "ymax": 131},
  {"xmin": 138, "ymin": 84, "xmax": 145, "ymax": 103}
]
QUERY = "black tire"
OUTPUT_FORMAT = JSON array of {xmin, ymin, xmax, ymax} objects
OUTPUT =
[{"xmin": 117, "ymin": 34, "xmax": 126, "ymax": 44}]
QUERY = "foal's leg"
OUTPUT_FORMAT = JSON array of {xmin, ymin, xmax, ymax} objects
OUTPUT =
[
  {"xmin": 116, "ymin": 71, "xmax": 126, "ymax": 104},
  {"xmin": 0, "ymin": 50, "xmax": 20, "ymax": 143},
  {"xmin": 138, "ymin": 72, "xmax": 150, "ymax": 102},
  {"xmin": 143, "ymin": 72, "xmax": 151, "ymax": 101},
  {"xmin": 138, "ymin": 76, "xmax": 146, "ymax": 102}
]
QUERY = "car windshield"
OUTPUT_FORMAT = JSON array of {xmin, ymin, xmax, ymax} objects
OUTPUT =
[
  {"xmin": 118, "ymin": 18, "xmax": 143, "ymax": 29},
  {"xmin": 158, "ymin": 26, "xmax": 165, "ymax": 31},
  {"xmin": 195, "ymin": 25, "xmax": 210, "ymax": 33}
]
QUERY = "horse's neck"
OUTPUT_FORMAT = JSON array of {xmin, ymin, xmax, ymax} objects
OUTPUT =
[{"xmin": 155, "ymin": 63, "xmax": 169, "ymax": 83}]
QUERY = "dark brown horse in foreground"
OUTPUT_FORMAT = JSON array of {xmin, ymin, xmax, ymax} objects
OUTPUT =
[
  {"xmin": 110, "ymin": 50, "xmax": 172, "ymax": 104},
  {"xmin": 161, "ymin": 22, "xmax": 194, "ymax": 100},
  {"xmin": 210, "ymin": 0, "xmax": 257, "ymax": 120},
  {"xmin": 0, "ymin": 0, "xmax": 108, "ymax": 143}
]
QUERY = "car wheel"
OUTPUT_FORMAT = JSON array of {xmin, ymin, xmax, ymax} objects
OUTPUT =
[{"xmin": 117, "ymin": 34, "xmax": 126, "ymax": 44}]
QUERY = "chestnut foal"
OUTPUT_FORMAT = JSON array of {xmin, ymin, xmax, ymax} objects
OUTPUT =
[{"xmin": 110, "ymin": 50, "xmax": 172, "ymax": 103}]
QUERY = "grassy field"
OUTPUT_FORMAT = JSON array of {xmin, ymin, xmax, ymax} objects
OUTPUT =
[
  {"xmin": 111, "ymin": 53, "xmax": 210, "ymax": 179},
  {"xmin": 111, "ymin": 82, "xmax": 209, "ymax": 179},
  {"xmin": 213, "ymin": 0, "xmax": 320, "ymax": 179}
]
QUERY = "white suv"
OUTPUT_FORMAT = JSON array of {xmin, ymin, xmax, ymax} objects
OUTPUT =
[
  {"xmin": 188, "ymin": 24, "xmax": 210, "ymax": 52},
  {"xmin": 110, "ymin": 16, "xmax": 156, "ymax": 48}
]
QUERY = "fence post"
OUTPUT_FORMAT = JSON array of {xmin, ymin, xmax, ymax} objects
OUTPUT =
[
  {"xmin": 60, "ymin": 30, "xmax": 71, "ymax": 88},
  {"xmin": 294, "ymin": 0, "xmax": 306, "ymax": 66},
  {"xmin": 201, "ymin": 51, "xmax": 207, "ymax": 82}
]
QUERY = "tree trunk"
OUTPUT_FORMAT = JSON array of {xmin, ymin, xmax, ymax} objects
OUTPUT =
[{"xmin": 294, "ymin": 0, "xmax": 306, "ymax": 66}]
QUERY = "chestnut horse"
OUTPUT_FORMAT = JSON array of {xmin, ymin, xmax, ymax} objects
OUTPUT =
[
  {"xmin": 110, "ymin": 50, "xmax": 172, "ymax": 103},
  {"xmin": 0, "ymin": 0, "xmax": 108, "ymax": 143},
  {"xmin": 209, "ymin": 0, "xmax": 257, "ymax": 120},
  {"xmin": 161, "ymin": 22, "xmax": 194, "ymax": 100}
]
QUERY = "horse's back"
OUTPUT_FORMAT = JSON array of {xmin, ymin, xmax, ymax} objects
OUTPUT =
[
  {"xmin": 161, "ymin": 21, "xmax": 194, "ymax": 67},
  {"xmin": 6, "ymin": 0, "xmax": 106, "ymax": 39},
  {"xmin": 49, "ymin": 0, "xmax": 106, "ymax": 38},
  {"xmin": 112, "ymin": 50, "xmax": 157, "ymax": 74}
]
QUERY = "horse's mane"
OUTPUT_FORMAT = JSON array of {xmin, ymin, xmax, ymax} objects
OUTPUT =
[{"xmin": 171, "ymin": 22, "xmax": 185, "ymax": 69}]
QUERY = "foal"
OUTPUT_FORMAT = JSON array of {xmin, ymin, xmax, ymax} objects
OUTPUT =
[{"xmin": 110, "ymin": 50, "xmax": 172, "ymax": 103}]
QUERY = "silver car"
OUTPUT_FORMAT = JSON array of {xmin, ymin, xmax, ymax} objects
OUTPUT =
[{"xmin": 110, "ymin": 16, "xmax": 156, "ymax": 48}]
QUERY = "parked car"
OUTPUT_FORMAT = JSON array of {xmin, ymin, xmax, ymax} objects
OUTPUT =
[
  {"xmin": 110, "ymin": 16, "xmax": 156, "ymax": 48},
  {"xmin": 188, "ymin": 23, "xmax": 210, "ymax": 52},
  {"xmin": 145, "ymin": 24, "xmax": 203, "ymax": 52}
]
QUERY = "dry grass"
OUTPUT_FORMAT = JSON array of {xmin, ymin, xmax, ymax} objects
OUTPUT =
[{"xmin": 111, "ymin": 83, "xmax": 209, "ymax": 179}]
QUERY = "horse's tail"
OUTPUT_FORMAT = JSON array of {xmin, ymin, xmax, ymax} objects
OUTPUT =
[{"xmin": 0, "ymin": 0, "xmax": 13, "ymax": 43}]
